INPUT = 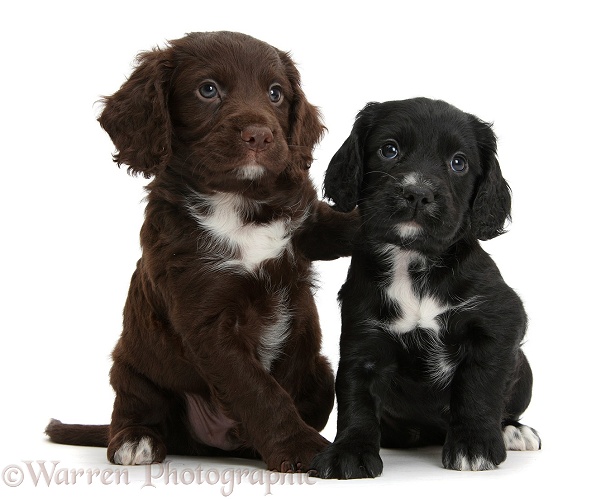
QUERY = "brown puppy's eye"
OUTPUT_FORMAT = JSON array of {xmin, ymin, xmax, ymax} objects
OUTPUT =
[
  {"xmin": 198, "ymin": 82, "xmax": 219, "ymax": 99},
  {"xmin": 450, "ymin": 154, "xmax": 468, "ymax": 172},
  {"xmin": 269, "ymin": 84, "xmax": 283, "ymax": 103},
  {"xmin": 379, "ymin": 142, "xmax": 399, "ymax": 160}
]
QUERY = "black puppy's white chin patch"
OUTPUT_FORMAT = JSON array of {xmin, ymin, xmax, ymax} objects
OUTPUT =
[{"xmin": 397, "ymin": 222, "xmax": 423, "ymax": 238}]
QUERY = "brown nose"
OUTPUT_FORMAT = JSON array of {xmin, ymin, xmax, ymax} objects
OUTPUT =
[{"xmin": 241, "ymin": 125, "xmax": 274, "ymax": 152}]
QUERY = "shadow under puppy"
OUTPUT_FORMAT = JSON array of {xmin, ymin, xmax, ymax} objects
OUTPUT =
[
  {"xmin": 45, "ymin": 31, "xmax": 358, "ymax": 472},
  {"xmin": 312, "ymin": 98, "xmax": 540, "ymax": 478}
]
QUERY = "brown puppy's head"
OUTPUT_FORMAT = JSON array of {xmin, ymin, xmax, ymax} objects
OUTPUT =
[{"xmin": 98, "ymin": 31, "xmax": 324, "ymax": 196}]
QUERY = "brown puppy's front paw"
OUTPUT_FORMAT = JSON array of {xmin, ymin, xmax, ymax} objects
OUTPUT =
[
  {"xmin": 266, "ymin": 431, "xmax": 329, "ymax": 472},
  {"xmin": 107, "ymin": 426, "xmax": 167, "ymax": 465}
]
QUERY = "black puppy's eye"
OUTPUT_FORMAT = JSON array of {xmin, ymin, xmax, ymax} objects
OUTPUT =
[
  {"xmin": 450, "ymin": 154, "xmax": 468, "ymax": 172},
  {"xmin": 269, "ymin": 84, "xmax": 283, "ymax": 103},
  {"xmin": 380, "ymin": 142, "xmax": 399, "ymax": 160},
  {"xmin": 198, "ymin": 82, "xmax": 219, "ymax": 99}
]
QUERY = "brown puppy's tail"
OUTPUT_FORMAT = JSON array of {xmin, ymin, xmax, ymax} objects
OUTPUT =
[{"xmin": 45, "ymin": 419, "xmax": 109, "ymax": 447}]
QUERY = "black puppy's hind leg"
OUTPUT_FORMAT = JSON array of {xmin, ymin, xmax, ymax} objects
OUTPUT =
[{"xmin": 502, "ymin": 350, "xmax": 541, "ymax": 451}]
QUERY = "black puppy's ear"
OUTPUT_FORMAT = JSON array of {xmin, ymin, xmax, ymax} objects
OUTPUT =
[
  {"xmin": 323, "ymin": 134, "xmax": 362, "ymax": 211},
  {"xmin": 470, "ymin": 118, "xmax": 512, "ymax": 240},
  {"xmin": 324, "ymin": 104, "xmax": 375, "ymax": 212}
]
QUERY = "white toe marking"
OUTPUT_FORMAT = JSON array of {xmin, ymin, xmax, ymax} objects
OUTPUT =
[
  {"xmin": 455, "ymin": 454, "xmax": 496, "ymax": 471},
  {"xmin": 503, "ymin": 424, "xmax": 541, "ymax": 451},
  {"xmin": 113, "ymin": 436, "xmax": 154, "ymax": 465}
]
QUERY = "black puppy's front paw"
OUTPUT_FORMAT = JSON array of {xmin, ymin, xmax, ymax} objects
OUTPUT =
[
  {"xmin": 310, "ymin": 441, "xmax": 383, "ymax": 479},
  {"xmin": 442, "ymin": 428, "xmax": 506, "ymax": 471}
]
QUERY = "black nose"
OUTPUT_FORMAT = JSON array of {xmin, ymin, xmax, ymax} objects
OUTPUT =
[
  {"xmin": 403, "ymin": 185, "xmax": 435, "ymax": 209},
  {"xmin": 241, "ymin": 125, "xmax": 274, "ymax": 152}
]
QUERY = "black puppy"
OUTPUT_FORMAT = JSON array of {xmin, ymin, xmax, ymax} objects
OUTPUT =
[{"xmin": 312, "ymin": 98, "xmax": 540, "ymax": 478}]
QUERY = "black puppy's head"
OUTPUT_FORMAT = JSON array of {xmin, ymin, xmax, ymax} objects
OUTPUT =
[{"xmin": 324, "ymin": 98, "xmax": 511, "ymax": 254}]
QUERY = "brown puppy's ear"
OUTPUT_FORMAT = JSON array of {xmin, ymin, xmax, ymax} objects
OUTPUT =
[
  {"xmin": 279, "ymin": 51, "xmax": 325, "ymax": 170},
  {"xmin": 98, "ymin": 47, "xmax": 174, "ymax": 178},
  {"xmin": 470, "ymin": 118, "xmax": 512, "ymax": 240},
  {"xmin": 323, "ymin": 103, "xmax": 377, "ymax": 212}
]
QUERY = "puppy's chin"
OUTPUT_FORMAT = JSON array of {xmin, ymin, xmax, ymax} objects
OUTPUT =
[
  {"xmin": 397, "ymin": 222, "xmax": 423, "ymax": 239},
  {"xmin": 233, "ymin": 154, "xmax": 290, "ymax": 180},
  {"xmin": 207, "ymin": 162, "xmax": 280, "ymax": 187},
  {"xmin": 378, "ymin": 223, "xmax": 453, "ymax": 258},
  {"xmin": 235, "ymin": 164, "xmax": 268, "ymax": 181}
]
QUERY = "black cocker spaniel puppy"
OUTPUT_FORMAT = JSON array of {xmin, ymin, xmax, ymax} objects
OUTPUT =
[{"xmin": 312, "ymin": 98, "xmax": 540, "ymax": 478}]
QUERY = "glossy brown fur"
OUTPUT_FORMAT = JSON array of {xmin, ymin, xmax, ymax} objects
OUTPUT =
[{"xmin": 46, "ymin": 31, "xmax": 357, "ymax": 472}]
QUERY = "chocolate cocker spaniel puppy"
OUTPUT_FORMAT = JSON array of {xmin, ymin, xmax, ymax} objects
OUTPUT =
[
  {"xmin": 312, "ymin": 98, "xmax": 540, "ymax": 478},
  {"xmin": 46, "ymin": 31, "xmax": 357, "ymax": 473}
]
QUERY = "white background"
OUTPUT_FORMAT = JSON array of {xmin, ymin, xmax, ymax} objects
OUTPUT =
[{"xmin": 1, "ymin": 1, "xmax": 613, "ymax": 497}]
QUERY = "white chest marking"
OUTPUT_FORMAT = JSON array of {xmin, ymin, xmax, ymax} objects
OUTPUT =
[
  {"xmin": 381, "ymin": 247, "xmax": 484, "ymax": 387},
  {"xmin": 258, "ymin": 290, "xmax": 292, "ymax": 371},
  {"xmin": 384, "ymin": 248, "xmax": 449, "ymax": 334},
  {"xmin": 189, "ymin": 192, "xmax": 292, "ymax": 271},
  {"xmin": 381, "ymin": 246, "xmax": 457, "ymax": 386}
]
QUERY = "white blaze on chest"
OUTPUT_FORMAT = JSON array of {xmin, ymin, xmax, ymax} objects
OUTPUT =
[
  {"xmin": 380, "ymin": 246, "xmax": 483, "ymax": 387},
  {"xmin": 258, "ymin": 290, "xmax": 292, "ymax": 371},
  {"xmin": 189, "ymin": 192, "xmax": 293, "ymax": 271},
  {"xmin": 188, "ymin": 192, "xmax": 295, "ymax": 369},
  {"xmin": 384, "ymin": 248, "xmax": 449, "ymax": 334}
]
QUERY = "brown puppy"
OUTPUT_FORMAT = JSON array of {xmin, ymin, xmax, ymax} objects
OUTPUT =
[{"xmin": 46, "ymin": 31, "xmax": 357, "ymax": 472}]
